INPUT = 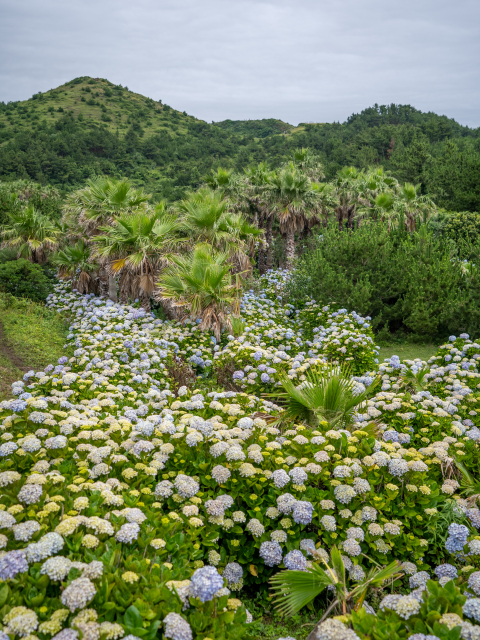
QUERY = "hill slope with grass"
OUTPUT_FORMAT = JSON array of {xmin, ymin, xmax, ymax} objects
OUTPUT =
[
  {"xmin": 0, "ymin": 78, "xmax": 479, "ymax": 208},
  {"xmin": 0, "ymin": 293, "xmax": 73, "ymax": 400},
  {"xmin": 0, "ymin": 76, "xmax": 201, "ymax": 139},
  {"xmin": 213, "ymin": 118, "xmax": 296, "ymax": 137}
]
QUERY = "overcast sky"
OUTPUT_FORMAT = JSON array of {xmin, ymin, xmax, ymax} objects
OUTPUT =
[{"xmin": 1, "ymin": 0, "xmax": 479, "ymax": 127}]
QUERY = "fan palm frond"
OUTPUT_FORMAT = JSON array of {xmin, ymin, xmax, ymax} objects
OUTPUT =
[
  {"xmin": 271, "ymin": 545, "xmax": 401, "ymax": 621},
  {"xmin": 177, "ymin": 188, "xmax": 262, "ymax": 272},
  {"xmin": 270, "ymin": 364, "xmax": 380, "ymax": 430},
  {"xmin": 51, "ymin": 241, "xmax": 98, "ymax": 294},
  {"xmin": 62, "ymin": 176, "xmax": 150, "ymax": 236},
  {"xmin": 1, "ymin": 205, "xmax": 60, "ymax": 263},
  {"xmin": 92, "ymin": 209, "xmax": 181, "ymax": 305},
  {"xmin": 455, "ymin": 460, "xmax": 480, "ymax": 506},
  {"xmin": 271, "ymin": 564, "xmax": 333, "ymax": 617},
  {"xmin": 399, "ymin": 365, "xmax": 431, "ymax": 392}
]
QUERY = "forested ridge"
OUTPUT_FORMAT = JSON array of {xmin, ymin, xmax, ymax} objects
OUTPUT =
[{"xmin": 0, "ymin": 75, "xmax": 479, "ymax": 209}]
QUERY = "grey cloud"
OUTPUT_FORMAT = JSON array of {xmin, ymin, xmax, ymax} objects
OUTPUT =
[{"xmin": 0, "ymin": 0, "xmax": 479, "ymax": 126}]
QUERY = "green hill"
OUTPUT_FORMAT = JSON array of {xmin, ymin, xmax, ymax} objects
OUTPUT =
[
  {"xmin": 0, "ymin": 79, "xmax": 479, "ymax": 210},
  {"xmin": 214, "ymin": 118, "xmax": 295, "ymax": 137},
  {"xmin": 0, "ymin": 76, "xmax": 200, "ymax": 138}
]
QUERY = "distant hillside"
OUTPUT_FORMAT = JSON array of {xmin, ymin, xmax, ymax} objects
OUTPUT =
[
  {"xmin": 0, "ymin": 81, "xmax": 479, "ymax": 210},
  {"xmin": 214, "ymin": 118, "xmax": 295, "ymax": 137},
  {"xmin": 0, "ymin": 76, "xmax": 200, "ymax": 139}
]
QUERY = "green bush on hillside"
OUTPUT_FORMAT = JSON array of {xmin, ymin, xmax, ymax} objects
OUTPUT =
[
  {"xmin": 0, "ymin": 259, "xmax": 54, "ymax": 302},
  {"xmin": 442, "ymin": 210, "xmax": 480, "ymax": 243},
  {"xmin": 0, "ymin": 247, "xmax": 17, "ymax": 263},
  {"xmin": 286, "ymin": 222, "xmax": 480, "ymax": 341}
]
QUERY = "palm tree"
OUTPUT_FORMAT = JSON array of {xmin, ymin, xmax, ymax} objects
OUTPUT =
[
  {"xmin": 271, "ymin": 545, "xmax": 401, "ymax": 640},
  {"xmin": 396, "ymin": 183, "xmax": 436, "ymax": 232},
  {"xmin": 359, "ymin": 167, "xmax": 398, "ymax": 201},
  {"xmin": 204, "ymin": 168, "xmax": 243, "ymax": 203},
  {"xmin": 63, "ymin": 176, "xmax": 150, "ymax": 235},
  {"xmin": 62, "ymin": 177, "xmax": 150, "ymax": 301},
  {"xmin": 268, "ymin": 163, "xmax": 320, "ymax": 266},
  {"xmin": 156, "ymin": 243, "xmax": 243, "ymax": 340},
  {"xmin": 92, "ymin": 206, "xmax": 181, "ymax": 310},
  {"xmin": 177, "ymin": 188, "xmax": 262, "ymax": 274},
  {"xmin": 271, "ymin": 364, "xmax": 379, "ymax": 431},
  {"xmin": 177, "ymin": 188, "xmax": 234, "ymax": 247},
  {"xmin": 243, "ymin": 163, "xmax": 274, "ymax": 273},
  {"xmin": 310, "ymin": 181, "xmax": 337, "ymax": 228},
  {"xmin": 290, "ymin": 148, "xmax": 325, "ymax": 182},
  {"xmin": 219, "ymin": 211, "xmax": 263, "ymax": 272},
  {"xmin": 1, "ymin": 205, "xmax": 60, "ymax": 264},
  {"xmin": 50, "ymin": 241, "xmax": 99, "ymax": 294},
  {"xmin": 359, "ymin": 192, "xmax": 395, "ymax": 225},
  {"xmin": 331, "ymin": 166, "xmax": 362, "ymax": 231},
  {"xmin": 355, "ymin": 168, "xmax": 399, "ymax": 225}
]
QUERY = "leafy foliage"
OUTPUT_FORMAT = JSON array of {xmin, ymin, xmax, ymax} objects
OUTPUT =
[
  {"xmin": 348, "ymin": 580, "xmax": 471, "ymax": 640},
  {"xmin": 287, "ymin": 222, "xmax": 480, "ymax": 340},
  {"xmin": 441, "ymin": 211, "xmax": 480, "ymax": 245},
  {"xmin": 0, "ymin": 81, "xmax": 479, "ymax": 210},
  {"xmin": 273, "ymin": 364, "xmax": 379, "ymax": 430},
  {"xmin": 0, "ymin": 258, "xmax": 54, "ymax": 301},
  {"xmin": 157, "ymin": 243, "xmax": 243, "ymax": 339}
]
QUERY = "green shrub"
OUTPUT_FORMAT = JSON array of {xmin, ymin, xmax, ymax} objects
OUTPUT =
[
  {"xmin": 347, "ymin": 579, "xmax": 477, "ymax": 640},
  {"xmin": 0, "ymin": 259, "xmax": 54, "ymax": 301},
  {"xmin": 0, "ymin": 247, "xmax": 17, "ymax": 263},
  {"xmin": 286, "ymin": 222, "xmax": 480, "ymax": 341},
  {"xmin": 442, "ymin": 211, "xmax": 480, "ymax": 243}
]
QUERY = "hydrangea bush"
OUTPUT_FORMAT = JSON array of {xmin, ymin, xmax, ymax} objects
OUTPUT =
[
  {"xmin": 316, "ymin": 576, "xmax": 480, "ymax": 640},
  {"xmin": 0, "ymin": 272, "xmax": 480, "ymax": 639}
]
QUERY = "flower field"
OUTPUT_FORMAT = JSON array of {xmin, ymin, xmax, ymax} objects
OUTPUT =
[{"xmin": 2, "ymin": 271, "xmax": 480, "ymax": 640}]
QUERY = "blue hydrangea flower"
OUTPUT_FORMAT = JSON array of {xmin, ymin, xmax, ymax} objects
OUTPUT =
[{"xmin": 189, "ymin": 566, "xmax": 223, "ymax": 602}]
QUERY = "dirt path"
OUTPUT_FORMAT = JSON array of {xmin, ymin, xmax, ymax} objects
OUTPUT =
[{"xmin": 0, "ymin": 318, "xmax": 27, "ymax": 370}]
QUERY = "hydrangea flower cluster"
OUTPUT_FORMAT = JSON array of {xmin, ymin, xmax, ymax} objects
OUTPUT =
[{"xmin": 0, "ymin": 272, "xmax": 480, "ymax": 639}]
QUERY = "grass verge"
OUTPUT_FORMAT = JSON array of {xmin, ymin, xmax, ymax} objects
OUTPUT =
[
  {"xmin": 378, "ymin": 343, "xmax": 439, "ymax": 363},
  {"xmin": 0, "ymin": 294, "xmax": 72, "ymax": 401},
  {"xmin": 246, "ymin": 603, "xmax": 319, "ymax": 639}
]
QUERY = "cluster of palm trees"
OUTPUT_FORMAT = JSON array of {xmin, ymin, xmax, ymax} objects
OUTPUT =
[
  {"xmin": 331, "ymin": 165, "xmax": 436, "ymax": 232},
  {"xmin": 206, "ymin": 148, "xmax": 331, "ymax": 267},
  {"xmin": 0, "ymin": 176, "xmax": 264, "ymax": 336},
  {"xmin": 206, "ymin": 153, "xmax": 436, "ymax": 268},
  {"xmin": 0, "ymin": 150, "xmax": 437, "ymax": 336}
]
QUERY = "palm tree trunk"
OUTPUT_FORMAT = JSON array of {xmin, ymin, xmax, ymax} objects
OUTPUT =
[
  {"xmin": 266, "ymin": 215, "xmax": 273, "ymax": 271},
  {"xmin": 118, "ymin": 272, "xmax": 129, "ymax": 304},
  {"xmin": 286, "ymin": 229, "xmax": 295, "ymax": 267},
  {"xmin": 335, "ymin": 207, "xmax": 343, "ymax": 231},
  {"xmin": 347, "ymin": 206, "xmax": 356, "ymax": 229},
  {"xmin": 257, "ymin": 210, "xmax": 265, "ymax": 274},
  {"xmin": 258, "ymin": 246, "xmax": 265, "ymax": 275},
  {"xmin": 108, "ymin": 276, "xmax": 118, "ymax": 302},
  {"xmin": 98, "ymin": 267, "xmax": 109, "ymax": 298},
  {"xmin": 140, "ymin": 292, "xmax": 151, "ymax": 312},
  {"xmin": 156, "ymin": 295, "xmax": 180, "ymax": 320}
]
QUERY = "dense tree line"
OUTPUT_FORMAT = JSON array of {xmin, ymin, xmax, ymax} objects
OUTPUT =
[{"xmin": 0, "ymin": 97, "xmax": 478, "ymax": 210}]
